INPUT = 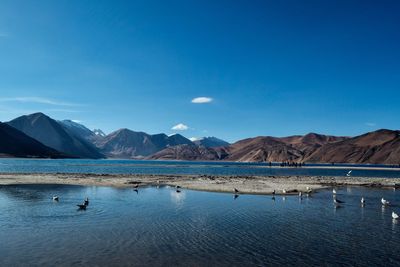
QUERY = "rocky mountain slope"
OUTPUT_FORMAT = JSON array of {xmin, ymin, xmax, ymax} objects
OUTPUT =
[
  {"xmin": 0, "ymin": 122, "xmax": 66, "ymax": 158},
  {"xmin": 7, "ymin": 113, "xmax": 104, "ymax": 159}
]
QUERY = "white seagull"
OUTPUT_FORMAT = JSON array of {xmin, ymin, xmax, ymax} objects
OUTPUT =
[
  {"xmin": 381, "ymin": 198, "xmax": 390, "ymax": 206},
  {"xmin": 361, "ymin": 197, "xmax": 365, "ymax": 204},
  {"xmin": 393, "ymin": 212, "xmax": 399, "ymax": 220},
  {"xmin": 332, "ymin": 189, "xmax": 337, "ymax": 194},
  {"xmin": 346, "ymin": 170, "xmax": 352, "ymax": 177},
  {"xmin": 282, "ymin": 189, "xmax": 287, "ymax": 194},
  {"xmin": 52, "ymin": 196, "xmax": 59, "ymax": 201}
]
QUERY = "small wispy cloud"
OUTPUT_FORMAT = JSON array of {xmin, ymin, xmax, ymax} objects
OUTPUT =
[
  {"xmin": 171, "ymin": 123, "xmax": 189, "ymax": 131},
  {"xmin": 365, "ymin": 122, "xmax": 376, "ymax": 127},
  {"xmin": 191, "ymin": 97, "xmax": 213, "ymax": 104},
  {"xmin": 0, "ymin": 97, "xmax": 82, "ymax": 107}
]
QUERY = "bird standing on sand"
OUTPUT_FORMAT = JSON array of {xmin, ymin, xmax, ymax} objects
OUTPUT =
[
  {"xmin": 272, "ymin": 189, "xmax": 276, "ymax": 195},
  {"xmin": 393, "ymin": 212, "xmax": 399, "ymax": 220},
  {"xmin": 234, "ymin": 188, "xmax": 239, "ymax": 194},
  {"xmin": 52, "ymin": 196, "xmax": 59, "ymax": 201},
  {"xmin": 346, "ymin": 170, "xmax": 352, "ymax": 177},
  {"xmin": 381, "ymin": 198, "xmax": 390, "ymax": 206},
  {"xmin": 282, "ymin": 189, "xmax": 287, "ymax": 194}
]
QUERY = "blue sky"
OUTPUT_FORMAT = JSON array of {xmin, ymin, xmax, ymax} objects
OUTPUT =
[{"xmin": 0, "ymin": 0, "xmax": 399, "ymax": 142}]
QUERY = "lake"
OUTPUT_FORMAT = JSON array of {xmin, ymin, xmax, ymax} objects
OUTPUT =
[
  {"xmin": 0, "ymin": 184, "xmax": 399, "ymax": 266},
  {"xmin": 0, "ymin": 158, "xmax": 400, "ymax": 178}
]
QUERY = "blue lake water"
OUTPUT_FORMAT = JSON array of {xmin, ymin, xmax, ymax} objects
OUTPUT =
[
  {"xmin": 0, "ymin": 158, "xmax": 400, "ymax": 178},
  {"xmin": 0, "ymin": 184, "xmax": 399, "ymax": 266}
]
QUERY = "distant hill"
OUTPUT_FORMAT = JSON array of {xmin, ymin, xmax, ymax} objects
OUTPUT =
[
  {"xmin": 94, "ymin": 129, "xmax": 193, "ymax": 158},
  {"xmin": 305, "ymin": 129, "xmax": 400, "ymax": 164},
  {"xmin": 192, "ymin": 137, "xmax": 230, "ymax": 148},
  {"xmin": 0, "ymin": 122, "xmax": 66, "ymax": 158},
  {"xmin": 150, "ymin": 133, "xmax": 348, "ymax": 162},
  {"xmin": 59, "ymin": 120, "xmax": 104, "ymax": 143},
  {"xmin": 7, "ymin": 113, "xmax": 104, "ymax": 159},
  {"xmin": 147, "ymin": 144, "xmax": 229, "ymax": 160}
]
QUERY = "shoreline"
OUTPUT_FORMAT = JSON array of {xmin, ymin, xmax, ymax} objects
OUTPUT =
[{"xmin": 0, "ymin": 173, "xmax": 399, "ymax": 195}]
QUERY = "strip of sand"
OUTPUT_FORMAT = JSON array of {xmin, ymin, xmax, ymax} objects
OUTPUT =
[{"xmin": 0, "ymin": 173, "xmax": 399, "ymax": 194}]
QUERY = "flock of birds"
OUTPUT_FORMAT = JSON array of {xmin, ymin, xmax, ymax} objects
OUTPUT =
[
  {"xmin": 52, "ymin": 195, "xmax": 89, "ymax": 210},
  {"xmin": 233, "ymin": 186, "xmax": 399, "ymax": 221}
]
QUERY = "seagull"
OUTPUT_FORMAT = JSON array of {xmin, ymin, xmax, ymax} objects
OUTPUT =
[
  {"xmin": 52, "ymin": 196, "xmax": 59, "ymax": 201},
  {"xmin": 346, "ymin": 170, "xmax": 352, "ymax": 177},
  {"xmin": 393, "ymin": 212, "xmax": 399, "ymax": 220},
  {"xmin": 133, "ymin": 184, "xmax": 139, "ymax": 189},
  {"xmin": 176, "ymin": 185, "xmax": 181, "ymax": 189},
  {"xmin": 77, "ymin": 204, "xmax": 87, "ymax": 210},
  {"xmin": 282, "ymin": 189, "xmax": 287, "ymax": 194},
  {"xmin": 332, "ymin": 189, "xmax": 337, "ymax": 194},
  {"xmin": 361, "ymin": 197, "xmax": 365, "ymax": 204},
  {"xmin": 333, "ymin": 197, "xmax": 345, "ymax": 205},
  {"xmin": 299, "ymin": 192, "xmax": 302, "ymax": 198},
  {"xmin": 84, "ymin": 197, "xmax": 89, "ymax": 206},
  {"xmin": 234, "ymin": 188, "xmax": 239, "ymax": 194},
  {"xmin": 272, "ymin": 189, "xmax": 276, "ymax": 195},
  {"xmin": 381, "ymin": 198, "xmax": 390, "ymax": 206}
]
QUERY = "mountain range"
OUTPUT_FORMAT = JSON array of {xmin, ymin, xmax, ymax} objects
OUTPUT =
[{"xmin": 1, "ymin": 112, "xmax": 399, "ymax": 164}]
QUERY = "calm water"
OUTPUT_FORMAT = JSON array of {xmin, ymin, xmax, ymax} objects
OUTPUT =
[
  {"xmin": 0, "ymin": 158, "xmax": 400, "ymax": 178},
  {"xmin": 0, "ymin": 185, "xmax": 399, "ymax": 266}
]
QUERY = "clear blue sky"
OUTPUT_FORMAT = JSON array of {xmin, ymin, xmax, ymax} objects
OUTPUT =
[{"xmin": 0, "ymin": 0, "xmax": 399, "ymax": 142}]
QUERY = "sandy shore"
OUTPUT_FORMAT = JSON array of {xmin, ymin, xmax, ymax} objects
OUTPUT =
[{"xmin": 0, "ymin": 173, "xmax": 399, "ymax": 194}]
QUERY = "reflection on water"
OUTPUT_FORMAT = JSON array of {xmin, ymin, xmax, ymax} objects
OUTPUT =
[{"xmin": 0, "ymin": 185, "xmax": 399, "ymax": 266}]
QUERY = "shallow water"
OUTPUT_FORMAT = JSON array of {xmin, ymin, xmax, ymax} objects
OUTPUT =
[
  {"xmin": 0, "ymin": 158, "xmax": 400, "ymax": 178},
  {"xmin": 0, "ymin": 185, "xmax": 399, "ymax": 266}
]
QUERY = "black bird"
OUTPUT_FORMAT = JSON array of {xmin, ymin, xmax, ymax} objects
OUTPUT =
[
  {"xmin": 234, "ymin": 188, "xmax": 239, "ymax": 194},
  {"xmin": 133, "ymin": 184, "xmax": 139, "ymax": 189},
  {"xmin": 77, "ymin": 204, "xmax": 87, "ymax": 210},
  {"xmin": 272, "ymin": 190, "xmax": 276, "ymax": 195},
  {"xmin": 84, "ymin": 197, "xmax": 89, "ymax": 206},
  {"xmin": 333, "ymin": 197, "xmax": 345, "ymax": 205},
  {"xmin": 176, "ymin": 185, "xmax": 181, "ymax": 189}
]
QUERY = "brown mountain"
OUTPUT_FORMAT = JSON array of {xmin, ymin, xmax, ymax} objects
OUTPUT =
[
  {"xmin": 148, "ymin": 133, "xmax": 348, "ymax": 162},
  {"xmin": 147, "ymin": 144, "xmax": 229, "ymax": 161},
  {"xmin": 305, "ymin": 129, "xmax": 400, "ymax": 164},
  {"xmin": 0, "ymin": 122, "xmax": 66, "ymax": 158}
]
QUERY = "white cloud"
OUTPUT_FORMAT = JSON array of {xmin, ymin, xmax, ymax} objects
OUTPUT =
[
  {"xmin": 0, "ymin": 97, "xmax": 81, "ymax": 106},
  {"xmin": 365, "ymin": 122, "xmax": 376, "ymax": 127},
  {"xmin": 191, "ymin": 97, "xmax": 213, "ymax": 104},
  {"xmin": 171, "ymin": 123, "xmax": 189, "ymax": 131}
]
